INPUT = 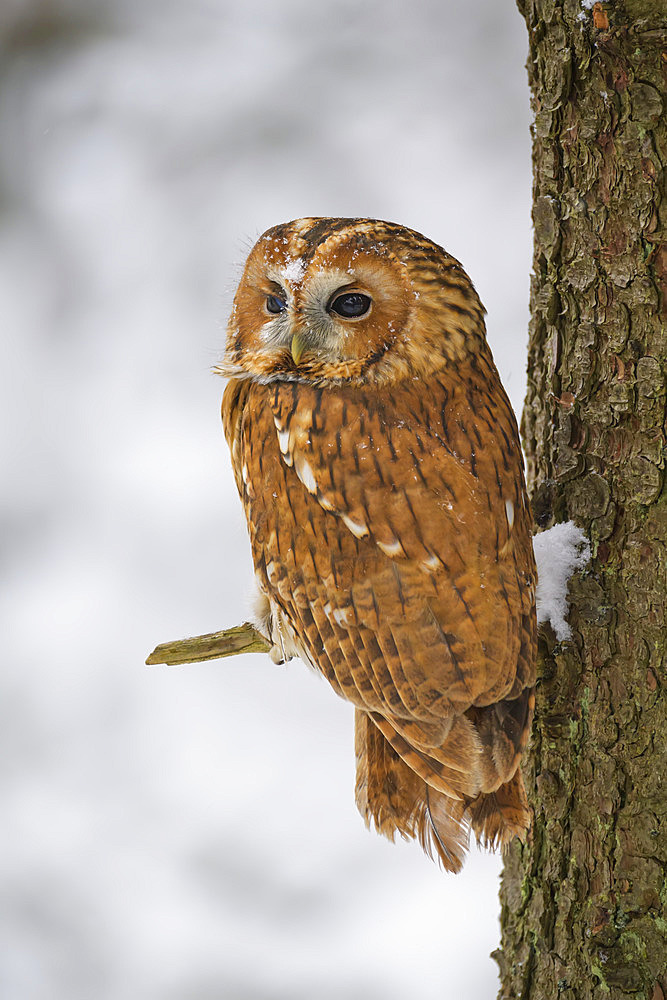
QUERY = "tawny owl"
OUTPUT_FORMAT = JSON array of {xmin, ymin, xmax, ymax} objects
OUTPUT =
[{"xmin": 219, "ymin": 218, "xmax": 536, "ymax": 871}]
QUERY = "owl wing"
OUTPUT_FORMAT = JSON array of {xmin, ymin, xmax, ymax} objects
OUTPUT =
[
  {"xmin": 223, "ymin": 370, "xmax": 535, "ymax": 742},
  {"xmin": 260, "ymin": 368, "xmax": 535, "ymax": 722}
]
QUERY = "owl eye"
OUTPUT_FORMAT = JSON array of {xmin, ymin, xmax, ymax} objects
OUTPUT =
[
  {"xmin": 265, "ymin": 294, "xmax": 287, "ymax": 315},
  {"xmin": 329, "ymin": 292, "xmax": 372, "ymax": 318}
]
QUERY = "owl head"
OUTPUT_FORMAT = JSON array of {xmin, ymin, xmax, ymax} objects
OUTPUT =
[{"xmin": 219, "ymin": 218, "xmax": 487, "ymax": 385}]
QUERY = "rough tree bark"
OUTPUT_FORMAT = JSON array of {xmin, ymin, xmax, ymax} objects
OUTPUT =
[{"xmin": 496, "ymin": 2, "xmax": 666, "ymax": 998}]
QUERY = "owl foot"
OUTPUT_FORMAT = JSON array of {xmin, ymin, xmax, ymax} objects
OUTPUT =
[{"xmin": 269, "ymin": 643, "xmax": 293, "ymax": 665}]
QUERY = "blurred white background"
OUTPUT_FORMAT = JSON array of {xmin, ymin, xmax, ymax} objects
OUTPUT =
[{"xmin": 0, "ymin": 1, "xmax": 532, "ymax": 997}]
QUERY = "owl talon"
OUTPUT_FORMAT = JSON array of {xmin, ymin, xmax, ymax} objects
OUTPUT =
[{"xmin": 269, "ymin": 644, "xmax": 292, "ymax": 665}]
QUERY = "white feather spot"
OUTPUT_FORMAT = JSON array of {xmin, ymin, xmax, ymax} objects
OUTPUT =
[
  {"xmin": 421, "ymin": 552, "xmax": 442, "ymax": 573},
  {"xmin": 323, "ymin": 602, "xmax": 332, "ymax": 617},
  {"xmin": 378, "ymin": 537, "xmax": 405, "ymax": 558},
  {"xmin": 294, "ymin": 454, "xmax": 318, "ymax": 494},
  {"xmin": 505, "ymin": 499, "xmax": 515, "ymax": 529},
  {"xmin": 341, "ymin": 513, "xmax": 369, "ymax": 539},
  {"xmin": 275, "ymin": 425, "xmax": 293, "ymax": 466},
  {"xmin": 333, "ymin": 608, "xmax": 351, "ymax": 628},
  {"xmin": 318, "ymin": 493, "xmax": 335, "ymax": 511},
  {"xmin": 241, "ymin": 463, "xmax": 250, "ymax": 486},
  {"xmin": 276, "ymin": 427, "xmax": 290, "ymax": 455}
]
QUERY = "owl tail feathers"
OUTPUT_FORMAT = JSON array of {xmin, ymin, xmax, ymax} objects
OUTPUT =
[
  {"xmin": 467, "ymin": 767, "xmax": 532, "ymax": 851},
  {"xmin": 417, "ymin": 787, "xmax": 470, "ymax": 873},
  {"xmin": 354, "ymin": 710, "xmax": 470, "ymax": 873}
]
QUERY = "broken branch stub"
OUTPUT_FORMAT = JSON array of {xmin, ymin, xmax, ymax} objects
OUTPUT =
[{"xmin": 146, "ymin": 622, "xmax": 270, "ymax": 666}]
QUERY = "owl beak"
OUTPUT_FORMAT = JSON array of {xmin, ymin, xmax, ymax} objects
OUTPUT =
[{"xmin": 290, "ymin": 332, "xmax": 306, "ymax": 365}]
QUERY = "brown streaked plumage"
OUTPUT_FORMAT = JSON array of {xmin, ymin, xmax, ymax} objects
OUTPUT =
[{"xmin": 219, "ymin": 218, "xmax": 536, "ymax": 871}]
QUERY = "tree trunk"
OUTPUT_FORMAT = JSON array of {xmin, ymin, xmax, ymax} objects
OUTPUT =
[{"xmin": 496, "ymin": 3, "xmax": 667, "ymax": 998}]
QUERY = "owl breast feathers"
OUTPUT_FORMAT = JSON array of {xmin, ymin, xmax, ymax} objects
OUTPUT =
[{"xmin": 220, "ymin": 217, "xmax": 536, "ymax": 871}]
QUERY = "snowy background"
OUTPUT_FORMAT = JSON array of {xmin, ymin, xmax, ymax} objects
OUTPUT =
[{"xmin": 1, "ymin": 1, "xmax": 532, "ymax": 997}]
